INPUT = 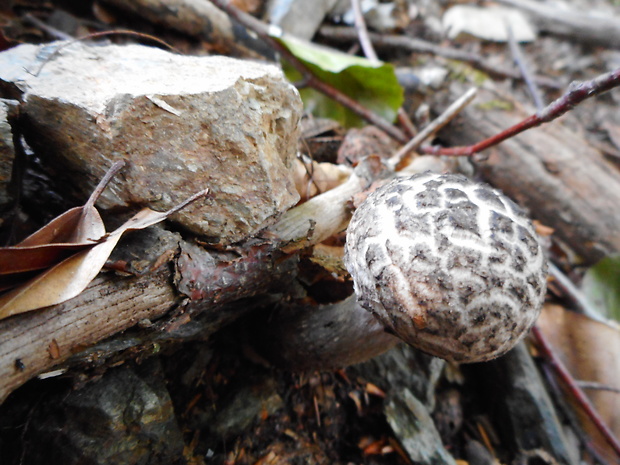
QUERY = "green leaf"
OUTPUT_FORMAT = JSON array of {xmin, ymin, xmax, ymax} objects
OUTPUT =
[
  {"xmin": 581, "ymin": 255, "xmax": 620, "ymax": 322},
  {"xmin": 274, "ymin": 34, "xmax": 403, "ymax": 127}
]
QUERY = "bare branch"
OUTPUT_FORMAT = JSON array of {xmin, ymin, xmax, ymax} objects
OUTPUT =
[{"xmin": 423, "ymin": 68, "xmax": 620, "ymax": 157}]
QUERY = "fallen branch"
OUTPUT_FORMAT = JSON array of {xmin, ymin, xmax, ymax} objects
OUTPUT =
[
  {"xmin": 422, "ymin": 67, "xmax": 620, "ymax": 157},
  {"xmin": 100, "ymin": 0, "xmax": 272, "ymax": 58},
  {"xmin": 0, "ymin": 156, "xmax": 383, "ymax": 404},
  {"xmin": 317, "ymin": 25, "xmax": 562, "ymax": 90}
]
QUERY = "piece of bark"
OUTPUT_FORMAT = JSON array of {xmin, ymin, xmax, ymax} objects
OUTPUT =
[
  {"xmin": 0, "ymin": 41, "xmax": 302, "ymax": 245},
  {"xmin": 0, "ymin": 99, "xmax": 17, "ymax": 212},
  {"xmin": 101, "ymin": 0, "xmax": 274, "ymax": 58},
  {"xmin": 498, "ymin": 0, "xmax": 620, "ymax": 48},
  {"xmin": 432, "ymin": 84, "xmax": 620, "ymax": 264},
  {"xmin": 385, "ymin": 388, "xmax": 457, "ymax": 465},
  {"xmin": 467, "ymin": 343, "xmax": 576, "ymax": 465}
]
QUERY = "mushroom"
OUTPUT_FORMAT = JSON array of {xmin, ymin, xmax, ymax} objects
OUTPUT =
[{"xmin": 252, "ymin": 172, "xmax": 547, "ymax": 369}]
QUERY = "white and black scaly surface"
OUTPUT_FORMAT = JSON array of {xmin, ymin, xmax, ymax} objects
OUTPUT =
[{"xmin": 344, "ymin": 172, "xmax": 548, "ymax": 363}]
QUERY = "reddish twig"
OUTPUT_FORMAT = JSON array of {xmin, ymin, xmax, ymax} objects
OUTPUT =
[
  {"xmin": 421, "ymin": 67, "xmax": 620, "ymax": 156},
  {"xmin": 531, "ymin": 325, "xmax": 620, "ymax": 458},
  {"xmin": 209, "ymin": 0, "xmax": 407, "ymax": 143}
]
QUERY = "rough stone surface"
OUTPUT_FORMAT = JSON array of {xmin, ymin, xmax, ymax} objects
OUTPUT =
[
  {"xmin": 0, "ymin": 41, "xmax": 302, "ymax": 244},
  {"xmin": 21, "ymin": 359, "xmax": 184, "ymax": 465},
  {"xmin": 344, "ymin": 172, "xmax": 548, "ymax": 363}
]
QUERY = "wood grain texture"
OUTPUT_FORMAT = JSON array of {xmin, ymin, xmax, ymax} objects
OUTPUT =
[
  {"xmin": 434, "ymin": 85, "xmax": 620, "ymax": 264},
  {"xmin": 0, "ymin": 268, "xmax": 178, "ymax": 403}
]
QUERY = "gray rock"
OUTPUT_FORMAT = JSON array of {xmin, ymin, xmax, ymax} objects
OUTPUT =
[
  {"xmin": 209, "ymin": 376, "xmax": 283, "ymax": 438},
  {"xmin": 0, "ymin": 42, "xmax": 302, "ymax": 244},
  {"xmin": 22, "ymin": 359, "xmax": 184, "ymax": 465}
]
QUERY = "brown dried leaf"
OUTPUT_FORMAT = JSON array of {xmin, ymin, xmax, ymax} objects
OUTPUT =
[
  {"xmin": 0, "ymin": 161, "xmax": 124, "ymax": 277},
  {"xmin": 0, "ymin": 188, "xmax": 208, "ymax": 319},
  {"xmin": 537, "ymin": 304, "xmax": 620, "ymax": 454}
]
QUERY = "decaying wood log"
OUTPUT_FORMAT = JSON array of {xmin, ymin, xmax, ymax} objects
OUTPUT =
[
  {"xmin": 0, "ymin": 266, "xmax": 177, "ymax": 403},
  {"xmin": 0, "ymin": 157, "xmax": 385, "ymax": 404},
  {"xmin": 432, "ymin": 84, "xmax": 620, "ymax": 264},
  {"xmin": 0, "ymin": 226, "xmax": 299, "ymax": 403},
  {"xmin": 100, "ymin": 0, "xmax": 273, "ymax": 58}
]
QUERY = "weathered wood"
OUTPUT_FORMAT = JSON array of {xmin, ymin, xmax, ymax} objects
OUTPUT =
[
  {"xmin": 0, "ymin": 267, "xmax": 178, "ymax": 403},
  {"xmin": 433, "ymin": 85, "xmax": 620, "ymax": 264},
  {"xmin": 498, "ymin": 0, "xmax": 620, "ymax": 48},
  {"xmin": 101, "ymin": 0, "xmax": 273, "ymax": 58}
]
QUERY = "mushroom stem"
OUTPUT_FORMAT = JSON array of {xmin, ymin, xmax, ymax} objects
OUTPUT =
[{"xmin": 251, "ymin": 294, "xmax": 400, "ymax": 371}]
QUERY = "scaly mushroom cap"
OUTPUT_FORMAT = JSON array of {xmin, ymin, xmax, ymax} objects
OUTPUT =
[{"xmin": 344, "ymin": 172, "xmax": 547, "ymax": 363}]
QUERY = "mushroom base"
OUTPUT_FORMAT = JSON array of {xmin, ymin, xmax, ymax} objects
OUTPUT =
[{"xmin": 250, "ymin": 294, "xmax": 400, "ymax": 371}]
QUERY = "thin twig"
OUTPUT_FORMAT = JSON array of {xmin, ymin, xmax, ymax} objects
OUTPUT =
[
  {"xmin": 577, "ymin": 381, "xmax": 620, "ymax": 395},
  {"xmin": 548, "ymin": 262, "xmax": 607, "ymax": 324},
  {"xmin": 23, "ymin": 13, "xmax": 74, "ymax": 41},
  {"xmin": 209, "ymin": 0, "xmax": 407, "ymax": 143},
  {"xmin": 421, "ymin": 67, "xmax": 620, "ymax": 156},
  {"xmin": 532, "ymin": 325, "xmax": 620, "ymax": 458},
  {"xmin": 388, "ymin": 87, "xmax": 478, "ymax": 169},
  {"xmin": 351, "ymin": 0, "xmax": 378, "ymax": 62},
  {"xmin": 506, "ymin": 22, "xmax": 544, "ymax": 111},
  {"xmin": 318, "ymin": 25, "xmax": 562, "ymax": 90},
  {"xmin": 350, "ymin": 0, "xmax": 416, "ymax": 139}
]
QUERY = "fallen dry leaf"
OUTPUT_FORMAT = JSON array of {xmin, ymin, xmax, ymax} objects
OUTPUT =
[
  {"xmin": 537, "ymin": 304, "xmax": 620, "ymax": 458},
  {"xmin": 293, "ymin": 157, "xmax": 351, "ymax": 202},
  {"xmin": 0, "ymin": 182, "xmax": 208, "ymax": 319},
  {"xmin": 0, "ymin": 161, "xmax": 123, "ymax": 278}
]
